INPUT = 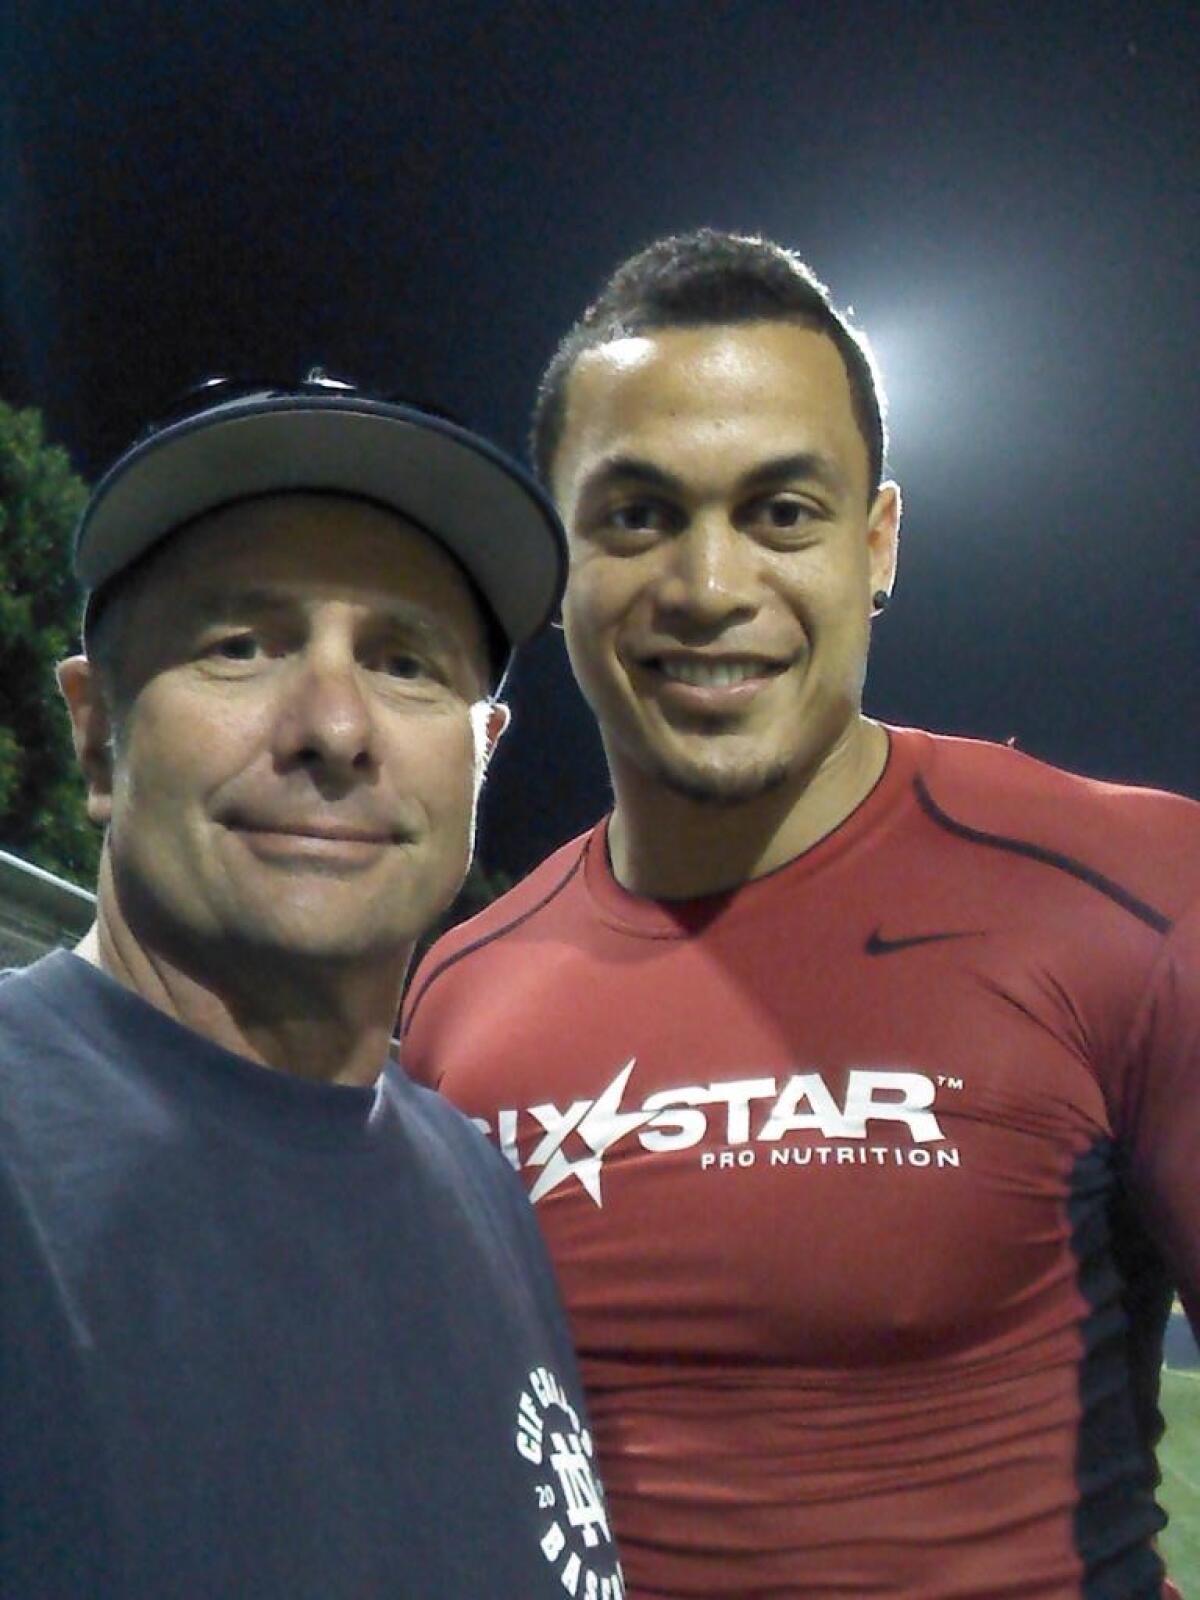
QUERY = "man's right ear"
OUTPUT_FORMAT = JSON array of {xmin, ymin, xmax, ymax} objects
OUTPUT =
[{"xmin": 57, "ymin": 656, "xmax": 115, "ymax": 825}]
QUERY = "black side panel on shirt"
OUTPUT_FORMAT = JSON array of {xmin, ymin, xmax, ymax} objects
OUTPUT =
[{"xmin": 1067, "ymin": 1138, "xmax": 1169, "ymax": 1598}]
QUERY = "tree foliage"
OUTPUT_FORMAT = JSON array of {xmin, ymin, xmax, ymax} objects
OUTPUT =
[{"xmin": 0, "ymin": 398, "xmax": 98, "ymax": 885}]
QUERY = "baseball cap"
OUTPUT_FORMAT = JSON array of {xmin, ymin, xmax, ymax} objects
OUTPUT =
[{"xmin": 74, "ymin": 372, "xmax": 567, "ymax": 687}]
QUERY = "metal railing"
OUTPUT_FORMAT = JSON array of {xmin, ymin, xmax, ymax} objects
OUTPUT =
[{"xmin": 0, "ymin": 848, "xmax": 94, "ymax": 966}]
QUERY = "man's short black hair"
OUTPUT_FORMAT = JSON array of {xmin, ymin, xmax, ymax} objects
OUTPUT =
[{"xmin": 532, "ymin": 229, "xmax": 887, "ymax": 496}]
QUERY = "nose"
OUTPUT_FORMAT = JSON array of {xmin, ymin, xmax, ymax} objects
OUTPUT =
[
  {"xmin": 654, "ymin": 514, "xmax": 759, "ymax": 630},
  {"xmin": 272, "ymin": 643, "xmax": 376, "ymax": 784}
]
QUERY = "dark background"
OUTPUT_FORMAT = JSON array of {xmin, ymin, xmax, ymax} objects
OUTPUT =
[{"xmin": 3, "ymin": 0, "xmax": 1196, "ymax": 878}]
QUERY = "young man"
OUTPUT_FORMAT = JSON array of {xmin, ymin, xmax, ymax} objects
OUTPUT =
[
  {"xmin": 0, "ymin": 378, "xmax": 623, "ymax": 1599},
  {"xmin": 402, "ymin": 234, "xmax": 1200, "ymax": 1598}
]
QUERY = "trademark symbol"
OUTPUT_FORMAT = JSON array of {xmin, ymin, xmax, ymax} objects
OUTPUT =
[{"xmin": 936, "ymin": 1075, "xmax": 964, "ymax": 1091}]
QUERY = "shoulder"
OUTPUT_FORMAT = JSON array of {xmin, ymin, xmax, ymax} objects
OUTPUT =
[
  {"xmin": 444, "ymin": 830, "xmax": 595, "ymax": 954},
  {"xmin": 385, "ymin": 1065, "xmax": 488, "ymax": 1153},
  {"xmin": 0, "ymin": 951, "xmax": 79, "ymax": 1033},
  {"xmin": 379, "ymin": 1066, "xmax": 557, "ymax": 1257},
  {"xmin": 402, "ymin": 829, "xmax": 595, "ymax": 1026},
  {"xmin": 0, "ymin": 956, "xmax": 110, "ymax": 1179},
  {"xmin": 383, "ymin": 1063, "xmax": 530, "ymax": 1184},
  {"xmin": 901, "ymin": 727, "xmax": 1200, "ymax": 920}
]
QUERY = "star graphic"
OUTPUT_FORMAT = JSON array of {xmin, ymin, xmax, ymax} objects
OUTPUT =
[{"xmin": 526, "ymin": 1059, "xmax": 656, "ymax": 1206}]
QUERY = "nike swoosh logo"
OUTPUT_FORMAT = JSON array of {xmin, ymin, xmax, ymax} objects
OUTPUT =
[{"xmin": 864, "ymin": 927, "xmax": 985, "ymax": 956}]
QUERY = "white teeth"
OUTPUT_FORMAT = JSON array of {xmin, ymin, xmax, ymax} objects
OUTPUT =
[{"xmin": 658, "ymin": 659, "xmax": 765, "ymax": 688}]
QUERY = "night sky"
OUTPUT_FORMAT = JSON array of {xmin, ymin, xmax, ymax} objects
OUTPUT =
[{"xmin": 3, "ymin": 0, "xmax": 1196, "ymax": 878}]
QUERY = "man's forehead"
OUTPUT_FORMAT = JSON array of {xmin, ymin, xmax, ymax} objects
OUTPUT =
[
  {"xmin": 183, "ymin": 581, "xmax": 453, "ymax": 630},
  {"xmin": 559, "ymin": 322, "xmax": 868, "ymax": 494},
  {"xmin": 572, "ymin": 322, "xmax": 855, "ymax": 412},
  {"xmin": 124, "ymin": 494, "xmax": 491, "ymax": 653}
]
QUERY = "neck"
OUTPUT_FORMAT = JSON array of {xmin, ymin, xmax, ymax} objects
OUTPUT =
[
  {"xmin": 77, "ymin": 863, "xmax": 408, "ymax": 1088},
  {"xmin": 607, "ymin": 716, "xmax": 889, "ymax": 900}
]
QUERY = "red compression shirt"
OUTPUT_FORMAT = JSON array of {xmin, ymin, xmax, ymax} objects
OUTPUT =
[{"xmin": 402, "ymin": 727, "xmax": 1200, "ymax": 1600}]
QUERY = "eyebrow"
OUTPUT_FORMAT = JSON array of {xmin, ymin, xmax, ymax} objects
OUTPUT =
[
  {"xmin": 187, "ymin": 587, "xmax": 462, "ymax": 654},
  {"xmin": 575, "ymin": 456, "xmax": 685, "ymax": 502},
  {"xmin": 737, "ymin": 451, "xmax": 850, "ymax": 497},
  {"xmin": 189, "ymin": 587, "xmax": 294, "ymax": 624},
  {"xmin": 576, "ymin": 449, "xmax": 849, "ymax": 505}
]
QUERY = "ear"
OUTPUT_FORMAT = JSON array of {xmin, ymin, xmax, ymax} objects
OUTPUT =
[
  {"xmin": 483, "ymin": 700, "xmax": 511, "ymax": 759},
  {"xmin": 866, "ymin": 480, "xmax": 902, "ymax": 603},
  {"xmin": 57, "ymin": 656, "xmax": 116, "ymax": 826},
  {"xmin": 469, "ymin": 698, "xmax": 511, "ymax": 783}
]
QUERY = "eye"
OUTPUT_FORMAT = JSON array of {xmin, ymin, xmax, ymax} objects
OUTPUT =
[
  {"xmin": 595, "ymin": 497, "xmax": 681, "ymax": 546},
  {"xmin": 368, "ymin": 645, "xmax": 441, "ymax": 684},
  {"xmin": 742, "ymin": 494, "xmax": 822, "ymax": 543},
  {"xmin": 756, "ymin": 496, "xmax": 809, "ymax": 528},
  {"xmin": 610, "ymin": 501, "xmax": 665, "ymax": 531},
  {"xmin": 381, "ymin": 652, "xmax": 427, "ymax": 679},
  {"xmin": 205, "ymin": 632, "xmax": 263, "ymax": 661}
]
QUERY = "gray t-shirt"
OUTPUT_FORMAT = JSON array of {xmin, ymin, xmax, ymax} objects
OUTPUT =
[{"xmin": 0, "ymin": 952, "xmax": 622, "ymax": 1598}]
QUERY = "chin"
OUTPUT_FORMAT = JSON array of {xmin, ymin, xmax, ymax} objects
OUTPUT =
[
  {"xmin": 209, "ymin": 897, "xmax": 409, "ymax": 964},
  {"xmin": 652, "ymin": 752, "xmax": 797, "ymax": 808},
  {"xmin": 233, "ymin": 929, "xmax": 397, "ymax": 970}
]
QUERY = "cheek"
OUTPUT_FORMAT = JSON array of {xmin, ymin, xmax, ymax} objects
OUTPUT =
[
  {"xmin": 417, "ymin": 722, "xmax": 486, "ymax": 816},
  {"xmin": 563, "ymin": 553, "xmax": 643, "ymax": 631},
  {"xmin": 781, "ymin": 547, "xmax": 869, "ymax": 623},
  {"xmin": 116, "ymin": 712, "xmax": 181, "ymax": 808},
  {"xmin": 562, "ymin": 564, "xmax": 638, "ymax": 677},
  {"xmin": 112, "ymin": 699, "xmax": 247, "ymax": 834},
  {"xmin": 561, "ymin": 616, "xmax": 616, "ymax": 718}
]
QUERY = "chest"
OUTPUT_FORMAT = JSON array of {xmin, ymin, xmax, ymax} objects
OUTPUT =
[{"xmin": 423, "ymin": 918, "xmax": 1128, "ymax": 1366}]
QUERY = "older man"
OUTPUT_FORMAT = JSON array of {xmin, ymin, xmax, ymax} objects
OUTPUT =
[
  {"xmin": 402, "ymin": 234, "xmax": 1199, "ymax": 1598},
  {"xmin": 0, "ymin": 377, "xmax": 622, "ymax": 1599}
]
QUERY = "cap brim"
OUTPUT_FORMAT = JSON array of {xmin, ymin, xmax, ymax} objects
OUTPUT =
[{"xmin": 75, "ymin": 395, "xmax": 565, "ymax": 672}]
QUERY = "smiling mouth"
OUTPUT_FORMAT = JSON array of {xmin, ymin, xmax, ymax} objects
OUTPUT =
[
  {"xmin": 230, "ymin": 822, "xmax": 399, "ymax": 846},
  {"xmin": 650, "ymin": 657, "xmax": 788, "ymax": 689}
]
